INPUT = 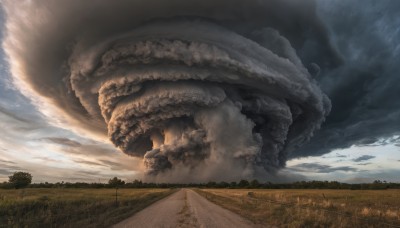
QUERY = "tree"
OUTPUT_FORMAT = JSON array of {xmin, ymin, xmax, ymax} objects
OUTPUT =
[
  {"xmin": 238, "ymin": 179, "xmax": 250, "ymax": 188},
  {"xmin": 206, "ymin": 181, "xmax": 217, "ymax": 188},
  {"xmin": 108, "ymin": 177, "xmax": 125, "ymax": 188},
  {"xmin": 250, "ymin": 179, "xmax": 260, "ymax": 188},
  {"xmin": 218, "ymin": 181, "xmax": 230, "ymax": 188},
  {"xmin": 132, "ymin": 179, "xmax": 143, "ymax": 188},
  {"xmin": 9, "ymin": 172, "xmax": 32, "ymax": 189}
]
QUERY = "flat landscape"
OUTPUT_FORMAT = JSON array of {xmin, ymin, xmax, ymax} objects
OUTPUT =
[
  {"xmin": 2, "ymin": 187, "xmax": 400, "ymax": 227},
  {"xmin": 0, "ymin": 188, "xmax": 175, "ymax": 227},
  {"xmin": 196, "ymin": 189, "xmax": 400, "ymax": 227}
]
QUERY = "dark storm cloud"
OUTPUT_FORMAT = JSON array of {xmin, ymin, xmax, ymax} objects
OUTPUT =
[
  {"xmin": 353, "ymin": 155, "xmax": 375, "ymax": 162},
  {"xmin": 290, "ymin": 163, "xmax": 357, "ymax": 173},
  {"xmin": 2, "ymin": 0, "xmax": 399, "ymax": 181},
  {"xmin": 295, "ymin": 0, "xmax": 400, "ymax": 157},
  {"xmin": 2, "ymin": 0, "xmax": 333, "ymax": 181}
]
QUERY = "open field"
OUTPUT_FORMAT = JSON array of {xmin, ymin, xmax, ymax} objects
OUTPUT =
[
  {"xmin": 0, "ymin": 188, "xmax": 176, "ymax": 228},
  {"xmin": 196, "ymin": 189, "xmax": 400, "ymax": 228}
]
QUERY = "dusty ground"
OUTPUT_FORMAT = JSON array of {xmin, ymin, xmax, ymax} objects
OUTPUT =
[{"xmin": 113, "ymin": 189, "xmax": 259, "ymax": 228}]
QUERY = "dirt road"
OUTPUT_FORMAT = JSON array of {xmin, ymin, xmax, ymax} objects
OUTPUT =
[{"xmin": 113, "ymin": 189, "xmax": 258, "ymax": 228}]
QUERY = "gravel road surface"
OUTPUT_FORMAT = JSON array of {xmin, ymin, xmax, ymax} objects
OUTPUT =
[{"xmin": 113, "ymin": 189, "xmax": 258, "ymax": 228}]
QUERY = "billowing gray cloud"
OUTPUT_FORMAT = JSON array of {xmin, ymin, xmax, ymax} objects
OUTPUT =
[
  {"xmin": 289, "ymin": 163, "xmax": 357, "ymax": 173},
  {"xmin": 353, "ymin": 155, "xmax": 375, "ymax": 162},
  {"xmin": 2, "ymin": 0, "xmax": 399, "ymax": 182},
  {"xmin": 2, "ymin": 0, "xmax": 332, "ymax": 181},
  {"xmin": 295, "ymin": 0, "xmax": 400, "ymax": 157}
]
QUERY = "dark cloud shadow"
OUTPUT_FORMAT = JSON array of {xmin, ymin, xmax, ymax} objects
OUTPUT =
[
  {"xmin": 335, "ymin": 153, "xmax": 347, "ymax": 158},
  {"xmin": 43, "ymin": 137, "xmax": 82, "ymax": 147},
  {"xmin": 353, "ymin": 155, "xmax": 375, "ymax": 162},
  {"xmin": 357, "ymin": 162, "xmax": 372, "ymax": 166},
  {"xmin": 289, "ymin": 163, "xmax": 357, "ymax": 173},
  {"xmin": 72, "ymin": 159, "xmax": 107, "ymax": 167}
]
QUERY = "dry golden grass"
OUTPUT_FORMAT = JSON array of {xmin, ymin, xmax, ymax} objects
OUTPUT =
[
  {"xmin": 195, "ymin": 189, "xmax": 400, "ymax": 228},
  {"xmin": 0, "ymin": 188, "xmax": 175, "ymax": 228}
]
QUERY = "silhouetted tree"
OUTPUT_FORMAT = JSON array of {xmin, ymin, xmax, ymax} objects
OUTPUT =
[
  {"xmin": 9, "ymin": 172, "xmax": 32, "ymax": 189},
  {"xmin": 108, "ymin": 177, "xmax": 125, "ymax": 187},
  {"xmin": 132, "ymin": 179, "xmax": 143, "ymax": 187},
  {"xmin": 218, "ymin": 181, "xmax": 230, "ymax": 188},
  {"xmin": 250, "ymin": 179, "xmax": 260, "ymax": 188},
  {"xmin": 238, "ymin": 179, "xmax": 250, "ymax": 188}
]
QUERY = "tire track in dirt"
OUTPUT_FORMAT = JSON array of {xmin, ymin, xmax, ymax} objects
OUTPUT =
[{"xmin": 114, "ymin": 189, "xmax": 258, "ymax": 228}]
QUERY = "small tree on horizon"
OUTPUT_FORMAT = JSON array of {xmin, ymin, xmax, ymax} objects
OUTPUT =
[
  {"xmin": 250, "ymin": 179, "xmax": 260, "ymax": 188},
  {"xmin": 238, "ymin": 179, "xmax": 250, "ymax": 188},
  {"xmin": 108, "ymin": 177, "xmax": 125, "ymax": 188},
  {"xmin": 9, "ymin": 172, "xmax": 32, "ymax": 189}
]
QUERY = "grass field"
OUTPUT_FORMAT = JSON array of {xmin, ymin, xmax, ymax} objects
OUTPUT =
[
  {"xmin": 0, "ymin": 188, "xmax": 176, "ymax": 228},
  {"xmin": 196, "ymin": 189, "xmax": 400, "ymax": 228}
]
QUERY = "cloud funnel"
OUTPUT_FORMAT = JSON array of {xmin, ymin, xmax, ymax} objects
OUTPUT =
[{"xmin": 2, "ymin": 0, "xmax": 333, "ymax": 181}]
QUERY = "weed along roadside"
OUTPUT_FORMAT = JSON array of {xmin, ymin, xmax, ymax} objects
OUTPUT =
[
  {"xmin": 195, "ymin": 189, "xmax": 400, "ymax": 227},
  {"xmin": 0, "ymin": 188, "xmax": 176, "ymax": 227}
]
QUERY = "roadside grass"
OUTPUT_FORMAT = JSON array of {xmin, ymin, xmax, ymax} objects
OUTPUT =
[
  {"xmin": 195, "ymin": 189, "xmax": 400, "ymax": 228},
  {"xmin": 0, "ymin": 188, "xmax": 176, "ymax": 228}
]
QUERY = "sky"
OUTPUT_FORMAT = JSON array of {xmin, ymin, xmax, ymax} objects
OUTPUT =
[{"xmin": 0, "ymin": 0, "xmax": 399, "ymax": 183}]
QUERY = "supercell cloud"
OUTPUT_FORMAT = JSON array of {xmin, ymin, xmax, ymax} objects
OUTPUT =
[{"xmin": 2, "ymin": 0, "xmax": 398, "ymax": 181}]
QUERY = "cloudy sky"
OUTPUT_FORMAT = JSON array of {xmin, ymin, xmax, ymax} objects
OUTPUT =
[{"xmin": 0, "ymin": 1, "xmax": 399, "ymax": 183}]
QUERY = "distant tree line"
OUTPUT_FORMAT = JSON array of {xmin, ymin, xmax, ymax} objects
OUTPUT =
[{"xmin": 1, "ymin": 173, "xmax": 399, "ymax": 190}]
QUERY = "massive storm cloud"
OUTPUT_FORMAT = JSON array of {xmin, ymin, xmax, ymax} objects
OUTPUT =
[{"xmin": 3, "ymin": 0, "xmax": 398, "ymax": 181}]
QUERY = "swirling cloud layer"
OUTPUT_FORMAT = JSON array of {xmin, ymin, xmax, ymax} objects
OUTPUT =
[{"xmin": 5, "ymin": 0, "xmax": 395, "ymax": 182}]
